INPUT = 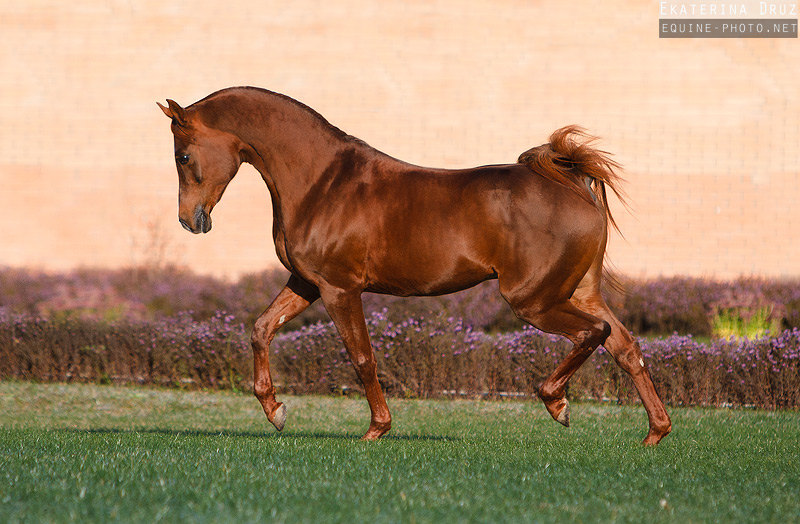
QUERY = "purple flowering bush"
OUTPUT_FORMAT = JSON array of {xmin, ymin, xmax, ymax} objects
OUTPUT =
[
  {"xmin": 2, "ymin": 266, "xmax": 800, "ymax": 408},
  {"xmin": 2, "ymin": 305, "xmax": 799, "ymax": 408},
  {"xmin": 640, "ymin": 330, "xmax": 800, "ymax": 409},
  {"xmin": 3, "ymin": 267, "xmax": 800, "ymax": 336},
  {"xmin": 0, "ymin": 308, "xmax": 251, "ymax": 390}
]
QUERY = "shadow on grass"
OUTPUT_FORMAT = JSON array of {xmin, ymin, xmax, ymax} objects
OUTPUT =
[{"xmin": 58, "ymin": 427, "xmax": 460, "ymax": 442}]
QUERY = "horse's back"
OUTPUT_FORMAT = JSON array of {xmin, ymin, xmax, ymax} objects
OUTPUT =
[{"xmin": 357, "ymin": 158, "xmax": 604, "ymax": 296}]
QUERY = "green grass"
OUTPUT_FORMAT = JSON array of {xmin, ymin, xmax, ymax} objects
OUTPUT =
[{"xmin": 0, "ymin": 382, "xmax": 798, "ymax": 523}]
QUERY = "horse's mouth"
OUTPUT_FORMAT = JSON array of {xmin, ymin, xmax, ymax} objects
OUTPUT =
[{"xmin": 179, "ymin": 218, "xmax": 194, "ymax": 233}]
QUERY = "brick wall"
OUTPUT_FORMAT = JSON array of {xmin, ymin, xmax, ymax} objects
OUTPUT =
[{"xmin": 1, "ymin": 1, "xmax": 798, "ymax": 278}]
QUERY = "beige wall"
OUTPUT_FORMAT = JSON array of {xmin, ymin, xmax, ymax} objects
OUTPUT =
[{"xmin": 1, "ymin": 1, "xmax": 798, "ymax": 279}]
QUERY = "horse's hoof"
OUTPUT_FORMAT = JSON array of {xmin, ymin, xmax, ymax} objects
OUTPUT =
[
  {"xmin": 270, "ymin": 403, "xmax": 287, "ymax": 432},
  {"xmin": 556, "ymin": 399, "xmax": 570, "ymax": 427},
  {"xmin": 544, "ymin": 397, "xmax": 570, "ymax": 427}
]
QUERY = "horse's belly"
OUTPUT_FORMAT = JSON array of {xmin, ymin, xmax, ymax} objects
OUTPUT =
[
  {"xmin": 365, "ymin": 244, "xmax": 497, "ymax": 297},
  {"xmin": 365, "ymin": 272, "xmax": 495, "ymax": 297}
]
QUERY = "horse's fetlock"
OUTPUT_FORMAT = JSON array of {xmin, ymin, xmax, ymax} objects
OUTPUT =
[
  {"xmin": 539, "ymin": 382, "xmax": 561, "ymax": 401},
  {"xmin": 652, "ymin": 416, "xmax": 672, "ymax": 436},
  {"xmin": 253, "ymin": 382, "xmax": 273, "ymax": 401},
  {"xmin": 376, "ymin": 419, "xmax": 391, "ymax": 432}
]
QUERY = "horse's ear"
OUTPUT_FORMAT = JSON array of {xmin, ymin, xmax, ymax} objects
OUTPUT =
[{"xmin": 157, "ymin": 99, "xmax": 188, "ymax": 127}]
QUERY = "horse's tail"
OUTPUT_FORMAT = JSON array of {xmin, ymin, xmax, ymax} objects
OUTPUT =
[
  {"xmin": 517, "ymin": 125, "xmax": 628, "ymax": 291},
  {"xmin": 517, "ymin": 125, "xmax": 626, "ymax": 233}
]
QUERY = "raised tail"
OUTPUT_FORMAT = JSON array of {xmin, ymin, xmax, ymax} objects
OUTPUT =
[
  {"xmin": 518, "ymin": 126, "xmax": 628, "ymax": 293},
  {"xmin": 517, "ymin": 125, "xmax": 627, "ymax": 234}
]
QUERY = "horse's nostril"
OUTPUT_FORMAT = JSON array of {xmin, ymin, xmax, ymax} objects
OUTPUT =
[
  {"xmin": 194, "ymin": 208, "xmax": 212, "ymax": 233},
  {"xmin": 200, "ymin": 214, "xmax": 212, "ymax": 233}
]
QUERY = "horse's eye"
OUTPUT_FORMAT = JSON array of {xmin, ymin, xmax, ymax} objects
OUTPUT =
[{"xmin": 177, "ymin": 154, "xmax": 190, "ymax": 165}]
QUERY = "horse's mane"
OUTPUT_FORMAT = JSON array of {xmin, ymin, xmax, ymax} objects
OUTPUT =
[{"xmin": 189, "ymin": 86, "xmax": 367, "ymax": 147}]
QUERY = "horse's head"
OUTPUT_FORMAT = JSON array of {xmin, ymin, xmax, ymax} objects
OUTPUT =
[{"xmin": 158, "ymin": 99, "xmax": 244, "ymax": 234}]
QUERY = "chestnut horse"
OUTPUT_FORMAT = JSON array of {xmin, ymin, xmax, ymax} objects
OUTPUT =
[{"xmin": 158, "ymin": 87, "xmax": 671, "ymax": 445}]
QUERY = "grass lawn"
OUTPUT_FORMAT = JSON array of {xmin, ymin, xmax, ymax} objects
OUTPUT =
[{"xmin": 0, "ymin": 382, "xmax": 798, "ymax": 523}]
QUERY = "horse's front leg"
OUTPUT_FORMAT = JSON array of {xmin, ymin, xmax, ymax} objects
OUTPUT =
[
  {"xmin": 320, "ymin": 286, "xmax": 391, "ymax": 440},
  {"xmin": 252, "ymin": 275, "xmax": 319, "ymax": 431}
]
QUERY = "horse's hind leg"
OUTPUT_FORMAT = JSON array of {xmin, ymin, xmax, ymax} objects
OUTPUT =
[
  {"xmin": 506, "ymin": 296, "xmax": 611, "ymax": 427},
  {"xmin": 571, "ymin": 288, "xmax": 672, "ymax": 445},
  {"xmin": 252, "ymin": 275, "xmax": 320, "ymax": 431}
]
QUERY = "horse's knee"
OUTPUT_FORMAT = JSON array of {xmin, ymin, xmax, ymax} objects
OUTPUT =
[{"xmin": 251, "ymin": 315, "xmax": 275, "ymax": 349}]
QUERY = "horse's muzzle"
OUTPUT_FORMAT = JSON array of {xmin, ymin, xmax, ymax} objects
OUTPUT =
[{"xmin": 179, "ymin": 207, "xmax": 211, "ymax": 234}]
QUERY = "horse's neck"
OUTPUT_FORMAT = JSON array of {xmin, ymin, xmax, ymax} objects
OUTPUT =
[{"xmin": 228, "ymin": 94, "xmax": 345, "ymax": 226}]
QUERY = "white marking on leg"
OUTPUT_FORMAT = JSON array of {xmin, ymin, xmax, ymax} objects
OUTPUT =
[
  {"xmin": 639, "ymin": 358, "xmax": 645, "ymax": 367},
  {"xmin": 278, "ymin": 315, "xmax": 286, "ymax": 325}
]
